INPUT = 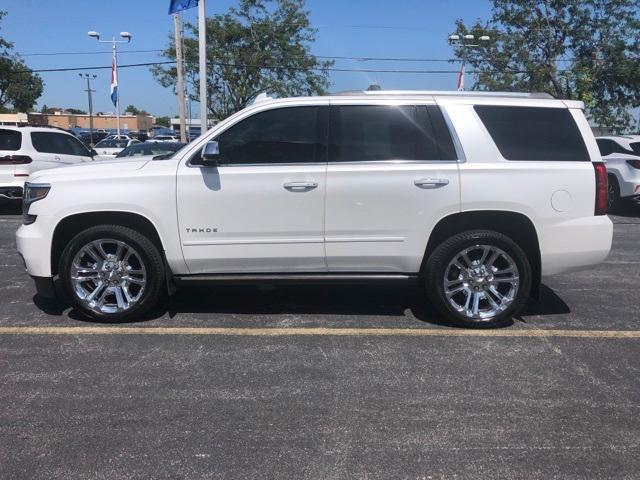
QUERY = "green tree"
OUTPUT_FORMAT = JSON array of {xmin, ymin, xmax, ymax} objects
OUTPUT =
[
  {"xmin": 124, "ymin": 104, "xmax": 140, "ymax": 115},
  {"xmin": 152, "ymin": 0, "xmax": 333, "ymax": 122},
  {"xmin": 0, "ymin": 11, "xmax": 44, "ymax": 112},
  {"xmin": 155, "ymin": 116, "xmax": 171, "ymax": 127},
  {"xmin": 452, "ymin": 0, "xmax": 640, "ymax": 132},
  {"xmin": 66, "ymin": 108, "xmax": 87, "ymax": 115}
]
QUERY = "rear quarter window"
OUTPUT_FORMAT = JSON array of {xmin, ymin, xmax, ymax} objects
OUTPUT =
[
  {"xmin": 0, "ymin": 129, "xmax": 21, "ymax": 151},
  {"xmin": 474, "ymin": 105, "xmax": 589, "ymax": 161}
]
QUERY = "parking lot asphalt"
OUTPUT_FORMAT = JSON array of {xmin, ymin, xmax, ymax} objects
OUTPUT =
[{"xmin": 1, "ymin": 201, "xmax": 639, "ymax": 479}]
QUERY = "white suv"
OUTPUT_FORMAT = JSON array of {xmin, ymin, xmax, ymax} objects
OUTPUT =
[
  {"xmin": 595, "ymin": 136, "xmax": 640, "ymax": 211},
  {"xmin": 0, "ymin": 126, "xmax": 94, "ymax": 200},
  {"xmin": 16, "ymin": 91, "xmax": 613, "ymax": 327}
]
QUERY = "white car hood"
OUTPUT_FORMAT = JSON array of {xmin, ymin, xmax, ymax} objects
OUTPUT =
[{"xmin": 29, "ymin": 157, "xmax": 151, "ymax": 182}]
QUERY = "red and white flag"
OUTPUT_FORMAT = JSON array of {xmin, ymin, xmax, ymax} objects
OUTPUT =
[{"xmin": 456, "ymin": 62, "xmax": 465, "ymax": 91}]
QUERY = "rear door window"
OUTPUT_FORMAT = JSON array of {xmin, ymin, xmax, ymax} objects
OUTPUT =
[
  {"xmin": 474, "ymin": 105, "xmax": 589, "ymax": 161},
  {"xmin": 329, "ymin": 105, "xmax": 457, "ymax": 162},
  {"xmin": 31, "ymin": 132, "xmax": 71, "ymax": 155},
  {"xmin": 0, "ymin": 129, "xmax": 22, "ymax": 151}
]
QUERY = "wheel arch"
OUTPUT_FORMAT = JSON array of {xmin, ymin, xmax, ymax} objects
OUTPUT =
[
  {"xmin": 51, "ymin": 211, "xmax": 165, "ymax": 276},
  {"xmin": 422, "ymin": 210, "xmax": 542, "ymax": 298}
]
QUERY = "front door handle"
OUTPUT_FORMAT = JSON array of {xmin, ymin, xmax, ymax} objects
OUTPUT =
[
  {"xmin": 414, "ymin": 178, "xmax": 450, "ymax": 189},
  {"xmin": 284, "ymin": 181, "xmax": 318, "ymax": 191}
]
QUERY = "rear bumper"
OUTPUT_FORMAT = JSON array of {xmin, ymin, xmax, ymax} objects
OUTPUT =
[{"xmin": 540, "ymin": 215, "xmax": 613, "ymax": 276}]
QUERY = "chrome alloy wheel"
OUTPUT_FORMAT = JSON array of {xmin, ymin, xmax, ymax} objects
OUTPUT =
[
  {"xmin": 443, "ymin": 244, "xmax": 519, "ymax": 321},
  {"xmin": 70, "ymin": 239, "xmax": 147, "ymax": 314}
]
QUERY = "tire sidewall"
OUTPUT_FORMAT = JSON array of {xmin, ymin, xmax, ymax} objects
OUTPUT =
[
  {"xmin": 425, "ymin": 230, "xmax": 532, "ymax": 328},
  {"xmin": 59, "ymin": 225, "xmax": 164, "ymax": 322},
  {"xmin": 607, "ymin": 175, "xmax": 621, "ymax": 212}
]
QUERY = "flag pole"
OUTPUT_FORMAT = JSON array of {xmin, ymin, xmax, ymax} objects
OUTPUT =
[
  {"xmin": 198, "ymin": 0, "xmax": 207, "ymax": 132},
  {"xmin": 112, "ymin": 38, "xmax": 121, "ymax": 136},
  {"xmin": 174, "ymin": 13, "xmax": 187, "ymax": 143}
]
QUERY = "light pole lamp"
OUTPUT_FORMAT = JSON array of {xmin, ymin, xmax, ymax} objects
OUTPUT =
[
  {"xmin": 79, "ymin": 73, "xmax": 97, "ymax": 146},
  {"xmin": 87, "ymin": 30, "xmax": 132, "ymax": 136},
  {"xmin": 449, "ymin": 33, "xmax": 491, "ymax": 91}
]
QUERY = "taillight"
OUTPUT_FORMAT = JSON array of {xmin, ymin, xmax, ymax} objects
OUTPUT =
[
  {"xmin": 593, "ymin": 162, "xmax": 608, "ymax": 216},
  {"xmin": 0, "ymin": 155, "xmax": 32, "ymax": 165},
  {"xmin": 626, "ymin": 160, "xmax": 640, "ymax": 169}
]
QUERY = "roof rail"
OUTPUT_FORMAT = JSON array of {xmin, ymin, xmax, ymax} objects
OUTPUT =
[
  {"xmin": 331, "ymin": 90, "xmax": 555, "ymax": 99},
  {"xmin": 18, "ymin": 124, "xmax": 73, "ymax": 132}
]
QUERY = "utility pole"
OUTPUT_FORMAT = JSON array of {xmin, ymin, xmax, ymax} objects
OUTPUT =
[
  {"xmin": 79, "ymin": 73, "xmax": 97, "ymax": 146},
  {"xmin": 198, "ymin": 0, "xmax": 207, "ymax": 132},
  {"xmin": 174, "ymin": 13, "xmax": 187, "ymax": 143}
]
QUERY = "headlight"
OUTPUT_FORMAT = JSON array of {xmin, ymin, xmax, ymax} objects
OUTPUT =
[{"xmin": 22, "ymin": 182, "xmax": 50, "ymax": 225}]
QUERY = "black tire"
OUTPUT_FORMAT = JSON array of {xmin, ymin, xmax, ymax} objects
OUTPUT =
[
  {"xmin": 424, "ymin": 230, "xmax": 532, "ymax": 328},
  {"xmin": 59, "ymin": 224, "xmax": 165, "ymax": 322},
  {"xmin": 607, "ymin": 175, "xmax": 622, "ymax": 213}
]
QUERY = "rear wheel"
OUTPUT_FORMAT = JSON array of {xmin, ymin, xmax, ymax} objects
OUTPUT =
[
  {"xmin": 607, "ymin": 175, "xmax": 622, "ymax": 213},
  {"xmin": 424, "ymin": 230, "xmax": 532, "ymax": 328},
  {"xmin": 59, "ymin": 225, "xmax": 165, "ymax": 322}
]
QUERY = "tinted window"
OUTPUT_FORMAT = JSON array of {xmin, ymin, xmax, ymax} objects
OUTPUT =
[
  {"xmin": 630, "ymin": 142, "xmax": 640, "ymax": 155},
  {"xmin": 475, "ymin": 106, "xmax": 589, "ymax": 161},
  {"xmin": 0, "ymin": 129, "xmax": 21, "ymax": 151},
  {"xmin": 424, "ymin": 105, "xmax": 457, "ymax": 160},
  {"xmin": 596, "ymin": 139, "xmax": 613, "ymax": 156},
  {"xmin": 596, "ymin": 139, "xmax": 634, "ymax": 156},
  {"xmin": 329, "ymin": 105, "xmax": 457, "ymax": 162},
  {"xmin": 216, "ymin": 107, "xmax": 325, "ymax": 164},
  {"xmin": 62, "ymin": 135, "xmax": 91, "ymax": 156},
  {"xmin": 30, "ymin": 132, "xmax": 68, "ymax": 155}
]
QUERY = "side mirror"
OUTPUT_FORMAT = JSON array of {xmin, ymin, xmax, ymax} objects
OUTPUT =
[
  {"xmin": 199, "ymin": 140, "xmax": 220, "ymax": 166},
  {"xmin": 90, "ymin": 149, "xmax": 97, "ymax": 157}
]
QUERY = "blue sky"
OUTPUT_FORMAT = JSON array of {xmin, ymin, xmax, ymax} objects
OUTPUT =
[{"xmin": 2, "ymin": 0, "xmax": 492, "ymax": 117}]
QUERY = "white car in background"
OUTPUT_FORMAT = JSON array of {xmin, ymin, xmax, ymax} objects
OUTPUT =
[
  {"xmin": 0, "ymin": 126, "xmax": 94, "ymax": 200},
  {"xmin": 150, "ymin": 134, "xmax": 180, "ymax": 142},
  {"xmin": 93, "ymin": 138, "xmax": 141, "ymax": 160},
  {"xmin": 595, "ymin": 136, "xmax": 640, "ymax": 211}
]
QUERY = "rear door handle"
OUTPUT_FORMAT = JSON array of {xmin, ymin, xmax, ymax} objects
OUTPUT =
[
  {"xmin": 414, "ymin": 178, "xmax": 449, "ymax": 189},
  {"xmin": 284, "ymin": 181, "xmax": 318, "ymax": 191}
]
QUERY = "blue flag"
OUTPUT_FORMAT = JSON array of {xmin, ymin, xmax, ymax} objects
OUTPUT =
[{"xmin": 169, "ymin": 0, "xmax": 198, "ymax": 14}]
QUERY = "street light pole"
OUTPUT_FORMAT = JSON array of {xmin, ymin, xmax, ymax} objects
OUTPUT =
[
  {"xmin": 87, "ymin": 30, "xmax": 132, "ymax": 136},
  {"xmin": 448, "ymin": 34, "xmax": 491, "ymax": 91},
  {"xmin": 79, "ymin": 73, "xmax": 97, "ymax": 146}
]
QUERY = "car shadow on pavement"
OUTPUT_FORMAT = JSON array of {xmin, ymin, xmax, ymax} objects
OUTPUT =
[
  {"xmin": 610, "ymin": 200, "xmax": 640, "ymax": 218},
  {"xmin": 37, "ymin": 282, "xmax": 571, "ymax": 328}
]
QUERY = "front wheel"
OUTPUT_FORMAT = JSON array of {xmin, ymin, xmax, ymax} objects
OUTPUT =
[
  {"xmin": 59, "ymin": 224, "xmax": 165, "ymax": 322},
  {"xmin": 424, "ymin": 230, "xmax": 532, "ymax": 328}
]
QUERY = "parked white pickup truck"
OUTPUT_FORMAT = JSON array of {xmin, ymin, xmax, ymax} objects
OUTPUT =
[{"xmin": 16, "ymin": 90, "xmax": 613, "ymax": 327}]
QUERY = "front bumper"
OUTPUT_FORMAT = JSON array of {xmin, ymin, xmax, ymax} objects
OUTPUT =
[{"xmin": 16, "ymin": 217, "xmax": 54, "ymax": 278}]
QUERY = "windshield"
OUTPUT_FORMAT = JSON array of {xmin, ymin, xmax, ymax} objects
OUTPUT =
[
  {"xmin": 95, "ymin": 140, "xmax": 128, "ymax": 148},
  {"xmin": 116, "ymin": 143, "xmax": 185, "ymax": 158}
]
